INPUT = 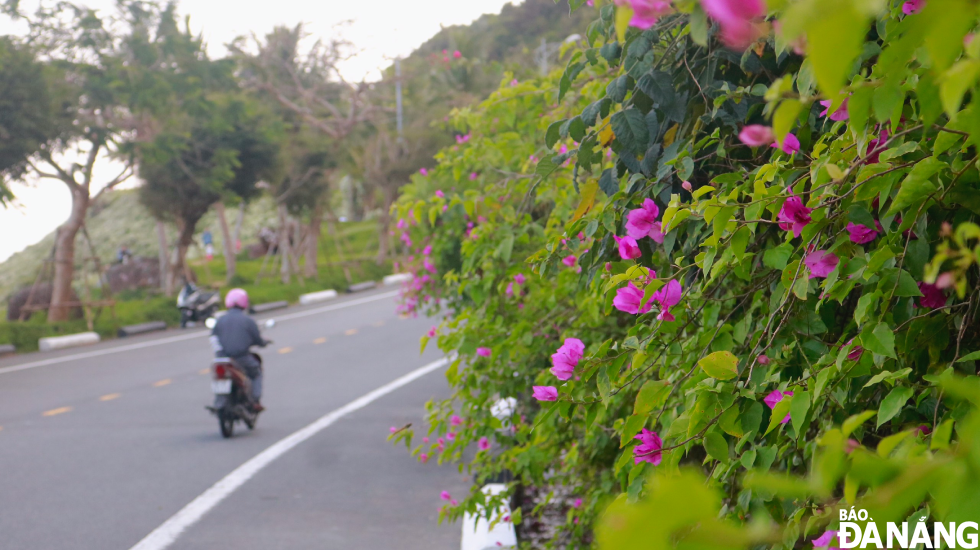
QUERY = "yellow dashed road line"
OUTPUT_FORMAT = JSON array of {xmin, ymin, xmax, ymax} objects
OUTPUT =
[
  {"xmin": 43, "ymin": 406, "xmax": 72, "ymax": 417},
  {"xmin": 313, "ymin": 337, "xmax": 327, "ymax": 344},
  {"xmin": 278, "ymin": 347, "xmax": 293, "ymax": 354},
  {"xmin": 372, "ymin": 320, "xmax": 385, "ymax": 327},
  {"xmin": 153, "ymin": 379, "xmax": 172, "ymax": 387},
  {"xmin": 99, "ymin": 393, "xmax": 121, "ymax": 402},
  {"xmin": 344, "ymin": 329, "xmax": 358, "ymax": 336}
]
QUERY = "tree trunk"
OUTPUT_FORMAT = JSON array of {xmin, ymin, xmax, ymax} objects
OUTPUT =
[
  {"xmin": 49, "ymin": 188, "xmax": 88, "ymax": 322},
  {"xmin": 171, "ymin": 217, "xmax": 197, "ymax": 288},
  {"xmin": 277, "ymin": 204, "xmax": 294, "ymax": 285},
  {"xmin": 156, "ymin": 221, "xmax": 172, "ymax": 295},
  {"xmin": 232, "ymin": 201, "xmax": 245, "ymax": 254},
  {"xmin": 376, "ymin": 186, "xmax": 395, "ymax": 265},
  {"xmin": 304, "ymin": 203, "xmax": 322, "ymax": 279},
  {"xmin": 215, "ymin": 201, "xmax": 236, "ymax": 285}
]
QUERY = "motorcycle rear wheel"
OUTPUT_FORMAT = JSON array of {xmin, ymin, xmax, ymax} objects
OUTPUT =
[{"xmin": 219, "ymin": 415, "xmax": 234, "ymax": 438}]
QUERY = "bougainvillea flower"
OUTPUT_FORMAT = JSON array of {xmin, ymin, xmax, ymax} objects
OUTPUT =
[
  {"xmin": 435, "ymin": 190, "xmax": 445, "ymax": 198},
  {"xmin": 770, "ymin": 132, "xmax": 800, "ymax": 154},
  {"xmin": 613, "ymin": 281, "xmax": 655, "ymax": 315},
  {"xmin": 451, "ymin": 415, "xmax": 462, "ymax": 426},
  {"xmin": 613, "ymin": 235, "xmax": 642, "ymax": 260},
  {"xmin": 574, "ymin": 498, "xmax": 583, "ymax": 508},
  {"xmin": 422, "ymin": 245, "xmax": 432, "ymax": 256},
  {"xmin": 633, "ymin": 428, "xmax": 663, "ymax": 465},
  {"xmin": 846, "ymin": 222, "xmax": 878, "ymax": 244},
  {"xmin": 562, "ymin": 255, "xmax": 577, "ymax": 267},
  {"xmin": 701, "ymin": 0, "xmax": 767, "ymax": 49},
  {"xmin": 628, "ymin": 0, "xmax": 673, "ymax": 28},
  {"xmin": 757, "ymin": 354, "xmax": 770, "ymax": 365},
  {"xmin": 865, "ymin": 128, "xmax": 889, "ymax": 164},
  {"xmin": 514, "ymin": 273, "xmax": 526, "ymax": 285},
  {"xmin": 420, "ymin": 168, "xmax": 428, "ymax": 176},
  {"xmin": 478, "ymin": 437, "xmax": 490, "ymax": 451},
  {"xmin": 396, "ymin": 218, "xmax": 407, "ymax": 230},
  {"xmin": 476, "ymin": 347, "xmax": 492, "ymax": 357},
  {"xmin": 437, "ymin": 437, "xmax": 445, "ymax": 445},
  {"xmin": 440, "ymin": 491, "xmax": 452, "ymax": 500},
  {"xmin": 764, "ymin": 390, "xmax": 794, "ymax": 423},
  {"xmin": 902, "ymin": 0, "xmax": 925, "ymax": 14},
  {"xmin": 422, "ymin": 436, "xmax": 429, "ymax": 444},
  {"xmin": 551, "ymin": 337, "xmax": 585, "ymax": 380},
  {"xmin": 738, "ymin": 124, "xmax": 775, "ymax": 146},
  {"xmin": 846, "ymin": 338, "xmax": 864, "ymax": 361},
  {"xmin": 626, "ymin": 198, "xmax": 665, "ymax": 243},
  {"xmin": 446, "ymin": 432, "xmax": 456, "ymax": 441},
  {"xmin": 819, "ymin": 98, "xmax": 849, "ymax": 121},
  {"xmin": 682, "ymin": 181, "xmax": 693, "ymax": 192},
  {"xmin": 777, "ymin": 195, "xmax": 813, "ymax": 238},
  {"xmin": 532, "ymin": 386, "xmax": 558, "ymax": 401},
  {"xmin": 420, "ymin": 452, "xmax": 429, "ymax": 463},
  {"xmin": 813, "ymin": 530, "xmax": 840, "ymax": 550},
  {"xmin": 469, "ymin": 172, "xmax": 478, "ymax": 180},
  {"xmin": 804, "ymin": 250, "xmax": 839, "ymax": 279},
  {"xmin": 653, "ymin": 279, "xmax": 682, "ymax": 321},
  {"xmin": 389, "ymin": 426, "xmax": 398, "ymax": 433},
  {"xmin": 918, "ymin": 282, "xmax": 946, "ymax": 308}
]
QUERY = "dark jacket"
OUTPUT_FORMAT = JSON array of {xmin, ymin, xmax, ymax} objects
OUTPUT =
[{"xmin": 211, "ymin": 308, "xmax": 267, "ymax": 359}]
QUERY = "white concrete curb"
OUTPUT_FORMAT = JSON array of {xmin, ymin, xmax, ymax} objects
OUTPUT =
[
  {"xmin": 39, "ymin": 332, "xmax": 101, "ymax": 352},
  {"xmin": 460, "ymin": 484, "xmax": 518, "ymax": 550},
  {"xmin": 298, "ymin": 289, "xmax": 338, "ymax": 305},
  {"xmin": 383, "ymin": 273, "xmax": 413, "ymax": 285}
]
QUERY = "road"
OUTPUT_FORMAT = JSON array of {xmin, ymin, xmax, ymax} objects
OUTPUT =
[{"xmin": 0, "ymin": 288, "xmax": 467, "ymax": 550}]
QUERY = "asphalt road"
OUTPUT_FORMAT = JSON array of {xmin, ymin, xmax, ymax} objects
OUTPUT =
[{"xmin": 0, "ymin": 288, "xmax": 467, "ymax": 550}]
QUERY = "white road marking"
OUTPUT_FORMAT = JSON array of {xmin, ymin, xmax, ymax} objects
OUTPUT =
[
  {"xmin": 0, "ymin": 291, "xmax": 400, "ymax": 376},
  {"xmin": 128, "ymin": 356, "xmax": 448, "ymax": 550}
]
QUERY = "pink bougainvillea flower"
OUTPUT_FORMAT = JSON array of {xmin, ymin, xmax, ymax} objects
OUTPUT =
[
  {"xmin": 764, "ymin": 390, "xmax": 794, "ymax": 424},
  {"xmin": 435, "ymin": 190, "xmax": 445, "ymax": 198},
  {"xmin": 846, "ymin": 222, "xmax": 878, "ymax": 244},
  {"xmin": 918, "ymin": 282, "xmax": 946, "ymax": 308},
  {"xmin": 455, "ymin": 134, "xmax": 469, "ymax": 145},
  {"xmin": 440, "ymin": 491, "xmax": 452, "ymax": 501},
  {"xmin": 389, "ymin": 426, "xmax": 398, "ymax": 433},
  {"xmin": 681, "ymin": 181, "xmax": 693, "ymax": 192},
  {"xmin": 819, "ymin": 98, "xmax": 849, "ymax": 121},
  {"xmin": 739, "ymin": 124, "xmax": 775, "ymax": 146},
  {"xmin": 446, "ymin": 432, "xmax": 456, "ymax": 441},
  {"xmin": 420, "ymin": 452, "xmax": 429, "ymax": 463},
  {"xmin": 514, "ymin": 273, "xmax": 526, "ymax": 285},
  {"xmin": 396, "ymin": 218, "xmax": 407, "ymax": 230},
  {"xmin": 626, "ymin": 198, "xmax": 665, "ymax": 243},
  {"xmin": 453, "ymin": 50, "xmax": 462, "ymax": 58},
  {"xmin": 478, "ymin": 436, "xmax": 490, "ymax": 451},
  {"xmin": 902, "ymin": 0, "xmax": 925, "ymax": 14},
  {"xmin": 701, "ymin": 0, "xmax": 767, "ymax": 49},
  {"xmin": 532, "ymin": 386, "xmax": 558, "ymax": 401},
  {"xmin": 551, "ymin": 337, "xmax": 585, "ymax": 381},
  {"xmin": 613, "ymin": 281, "xmax": 655, "ymax": 315},
  {"xmin": 652, "ymin": 279, "xmax": 682, "ymax": 321},
  {"xmin": 844, "ymin": 439, "xmax": 861, "ymax": 453},
  {"xmin": 777, "ymin": 195, "xmax": 813, "ymax": 238},
  {"xmin": 846, "ymin": 338, "xmax": 864, "ymax": 361},
  {"xmin": 770, "ymin": 132, "xmax": 800, "ymax": 154},
  {"xmin": 436, "ymin": 437, "xmax": 445, "ymax": 445},
  {"xmin": 633, "ymin": 428, "xmax": 663, "ymax": 465},
  {"xmin": 451, "ymin": 415, "xmax": 462, "ymax": 426},
  {"xmin": 865, "ymin": 128, "xmax": 889, "ymax": 164},
  {"xmin": 804, "ymin": 250, "xmax": 839, "ymax": 279},
  {"xmin": 506, "ymin": 282, "xmax": 514, "ymax": 297},
  {"xmin": 813, "ymin": 530, "xmax": 840, "ymax": 550},
  {"xmin": 936, "ymin": 272, "xmax": 955, "ymax": 289},
  {"xmin": 469, "ymin": 172, "xmax": 478, "ymax": 180},
  {"xmin": 422, "ymin": 245, "xmax": 432, "ymax": 255},
  {"xmin": 422, "ymin": 436, "xmax": 429, "ymax": 444},
  {"xmin": 627, "ymin": 0, "xmax": 673, "ymax": 28},
  {"xmin": 613, "ymin": 235, "xmax": 642, "ymax": 260},
  {"xmin": 574, "ymin": 498, "xmax": 583, "ymax": 508},
  {"xmin": 757, "ymin": 354, "xmax": 770, "ymax": 365},
  {"xmin": 476, "ymin": 347, "xmax": 492, "ymax": 357},
  {"xmin": 420, "ymin": 168, "xmax": 428, "ymax": 176},
  {"xmin": 562, "ymin": 255, "xmax": 577, "ymax": 267}
]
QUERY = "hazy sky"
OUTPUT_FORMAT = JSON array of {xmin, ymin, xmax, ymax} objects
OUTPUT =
[{"xmin": 0, "ymin": 0, "xmax": 518, "ymax": 262}]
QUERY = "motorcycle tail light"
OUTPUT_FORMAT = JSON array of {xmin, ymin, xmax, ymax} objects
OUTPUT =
[{"xmin": 214, "ymin": 364, "xmax": 228, "ymax": 379}]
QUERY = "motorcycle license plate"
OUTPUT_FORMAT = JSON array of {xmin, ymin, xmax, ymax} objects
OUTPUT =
[{"xmin": 211, "ymin": 379, "xmax": 232, "ymax": 394}]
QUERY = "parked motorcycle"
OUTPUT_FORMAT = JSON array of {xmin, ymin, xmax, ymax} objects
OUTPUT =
[
  {"xmin": 177, "ymin": 283, "xmax": 220, "ymax": 328},
  {"xmin": 205, "ymin": 318, "xmax": 275, "ymax": 438}
]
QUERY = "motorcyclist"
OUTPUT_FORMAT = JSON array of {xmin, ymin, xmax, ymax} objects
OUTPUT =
[{"xmin": 210, "ymin": 288, "xmax": 270, "ymax": 412}]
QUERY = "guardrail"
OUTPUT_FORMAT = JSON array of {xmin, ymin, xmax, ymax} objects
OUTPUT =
[
  {"xmin": 0, "ymin": 344, "xmax": 15, "ymax": 356},
  {"xmin": 39, "ymin": 332, "xmax": 100, "ymax": 352},
  {"xmin": 298, "ymin": 289, "xmax": 338, "ymax": 305},
  {"xmin": 383, "ymin": 273, "xmax": 412, "ymax": 285},
  {"xmin": 117, "ymin": 321, "xmax": 168, "ymax": 338}
]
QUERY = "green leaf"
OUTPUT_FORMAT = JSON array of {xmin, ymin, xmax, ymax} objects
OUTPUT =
[
  {"xmin": 842, "ymin": 410, "xmax": 876, "ymax": 437},
  {"xmin": 611, "ymin": 109, "xmax": 650, "ymax": 154},
  {"xmin": 598, "ymin": 367, "xmax": 612, "ymax": 403},
  {"xmin": 765, "ymin": 399, "xmax": 791, "ymax": 435},
  {"xmin": 703, "ymin": 432, "xmax": 729, "ymax": 462},
  {"xmin": 790, "ymin": 390, "xmax": 811, "ymax": 437},
  {"xmin": 863, "ymin": 322, "xmax": 897, "ymax": 358},
  {"xmin": 854, "ymin": 291, "xmax": 881, "ymax": 327},
  {"xmin": 698, "ymin": 351, "xmax": 739, "ymax": 380},
  {"xmin": 763, "ymin": 243, "xmax": 793, "ymax": 270},
  {"xmin": 931, "ymin": 419, "xmax": 954, "ymax": 450},
  {"xmin": 956, "ymin": 350, "xmax": 980, "ymax": 362},
  {"xmin": 873, "ymin": 81, "xmax": 904, "ymax": 126},
  {"xmin": 773, "ymin": 99, "xmax": 802, "ymax": 144},
  {"xmin": 690, "ymin": 6, "xmax": 708, "ymax": 46},
  {"xmin": 620, "ymin": 414, "xmax": 646, "ymax": 447},
  {"xmin": 741, "ymin": 400, "xmax": 763, "ymax": 435},
  {"xmin": 941, "ymin": 60, "xmax": 980, "ymax": 117},
  {"xmin": 888, "ymin": 157, "xmax": 943, "ymax": 215},
  {"xmin": 802, "ymin": 0, "xmax": 868, "ymax": 95},
  {"xmin": 633, "ymin": 380, "xmax": 670, "ymax": 416},
  {"xmin": 877, "ymin": 386, "xmax": 914, "ymax": 428},
  {"xmin": 877, "ymin": 430, "xmax": 912, "ymax": 457},
  {"xmin": 923, "ymin": 0, "xmax": 976, "ymax": 72},
  {"xmin": 598, "ymin": 168, "xmax": 618, "ymax": 196},
  {"xmin": 546, "ymin": 121, "xmax": 563, "ymax": 149}
]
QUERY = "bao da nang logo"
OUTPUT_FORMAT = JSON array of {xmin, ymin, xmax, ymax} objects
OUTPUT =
[{"xmin": 837, "ymin": 509, "xmax": 979, "ymax": 549}]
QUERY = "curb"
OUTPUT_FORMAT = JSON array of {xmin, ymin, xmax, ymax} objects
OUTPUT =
[
  {"xmin": 252, "ymin": 300, "xmax": 289, "ymax": 313},
  {"xmin": 383, "ymin": 273, "xmax": 412, "ymax": 285},
  {"xmin": 117, "ymin": 321, "xmax": 168, "ymax": 338},
  {"xmin": 39, "ymin": 332, "xmax": 101, "ymax": 352},
  {"xmin": 347, "ymin": 281, "xmax": 378, "ymax": 293},
  {"xmin": 298, "ymin": 289, "xmax": 338, "ymax": 305},
  {"xmin": 460, "ymin": 483, "xmax": 518, "ymax": 550},
  {"xmin": 0, "ymin": 344, "xmax": 15, "ymax": 356}
]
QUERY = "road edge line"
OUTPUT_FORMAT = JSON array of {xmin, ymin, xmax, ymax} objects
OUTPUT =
[{"xmin": 128, "ymin": 356, "xmax": 449, "ymax": 550}]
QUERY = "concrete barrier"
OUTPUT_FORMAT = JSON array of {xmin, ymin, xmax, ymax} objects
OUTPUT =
[
  {"xmin": 252, "ymin": 300, "xmax": 289, "ymax": 313},
  {"xmin": 0, "ymin": 344, "xmax": 15, "ymax": 356},
  {"xmin": 38, "ymin": 332, "xmax": 100, "ymax": 352},
  {"xmin": 460, "ymin": 483, "xmax": 517, "ymax": 550},
  {"xmin": 383, "ymin": 273, "xmax": 413, "ymax": 285},
  {"xmin": 347, "ymin": 281, "xmax": 377, "ymax": 293},
  {"xmin": 298, "ymin": 289, "xmax": 338, "ymax": 305},
  {"xmin": 117, "ymin": 321, "xmax": 168, "ymax": 338}
]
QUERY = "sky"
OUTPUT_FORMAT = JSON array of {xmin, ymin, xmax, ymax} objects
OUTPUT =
[{"xmin": 0, "ymin": 0, "xmax": 519, "ymax": 263}]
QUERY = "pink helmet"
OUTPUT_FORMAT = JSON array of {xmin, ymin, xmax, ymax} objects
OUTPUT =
[{"xmin": 225, "ymin": 288, "xmax": 249, "ymax": 309}]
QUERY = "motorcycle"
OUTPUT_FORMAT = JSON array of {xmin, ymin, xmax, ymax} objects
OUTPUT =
[
  {"xmin": 177, "ymin": 283, "xmax": 220, "ymax": 328},
  {"xmin": 205, "ymin": 318, "xmax": 275, "ymax": 438}
]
